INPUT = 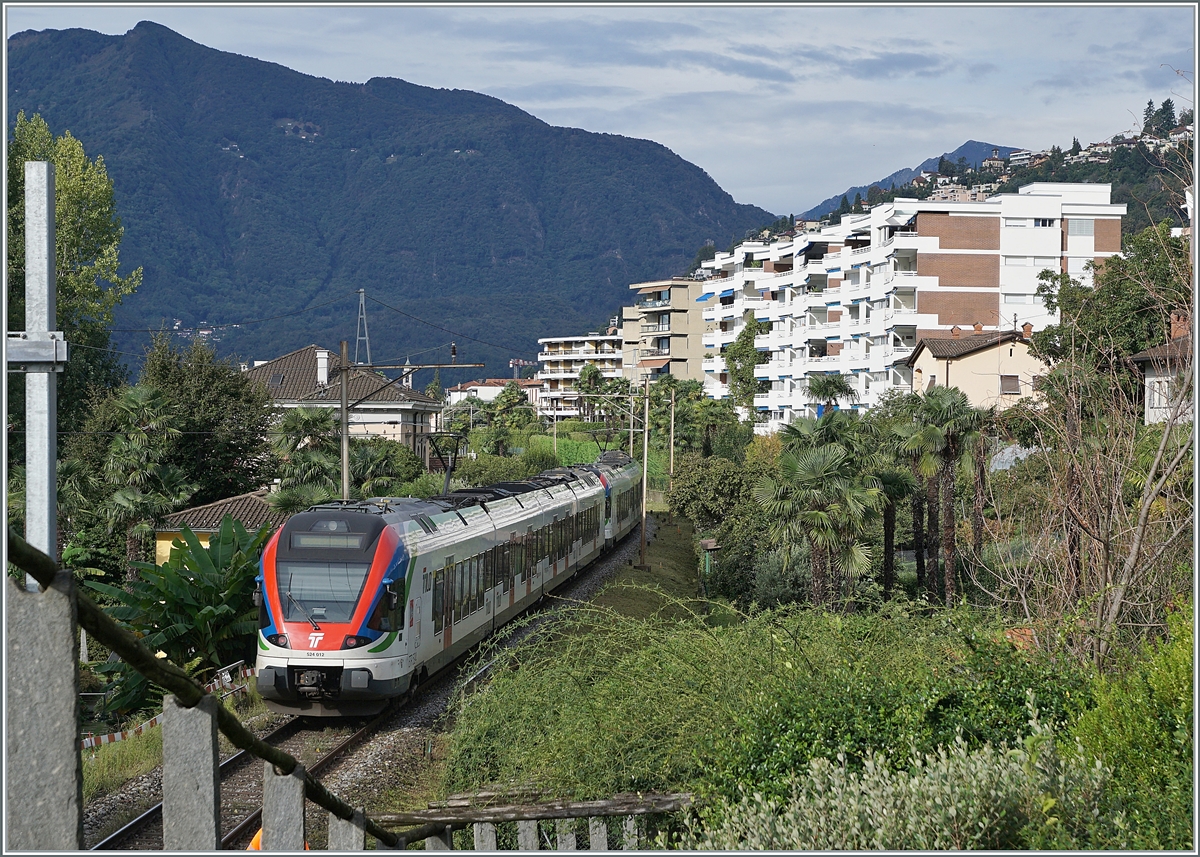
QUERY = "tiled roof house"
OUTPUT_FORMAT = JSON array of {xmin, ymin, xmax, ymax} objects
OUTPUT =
[
  {"xmin": 244, "ymin": 344, "xmax": 442, "ymax": 462},
  {"xmin": 155, "ymin": 490, "xmax": 289, "ymax": 564},
  {"xmin": 905, "ymin": 325, "xmax": 1043, "ymax": 410}
]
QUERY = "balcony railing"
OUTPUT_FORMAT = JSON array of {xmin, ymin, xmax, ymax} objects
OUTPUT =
[
  {"xmin": 849, "ymin": 245, "xmax": 872, "ymax": 256},
  {"xmin": 636, "ymin": 298, "xmax": 671, "ymax": 309},
  {"xmin": 641, "ymin": 323, "xmax": 670, "ymax": 333},
  {"xmin": 639, "ymin": 347, "xmax": 669, "ymax": 357}
]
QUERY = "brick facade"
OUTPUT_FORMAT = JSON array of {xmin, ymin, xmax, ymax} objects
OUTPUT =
[
  {"xmin": 1094, "ymin": 218, "xmax": 1122, "ymax": 253},
  {"xmin": 916, "ymin": 212, "xmax": 1000, "ymax": 250},
  {"xmin": 918, "ymin": 291, "xmax": 1000, "ymax": 327},
  {"xmin": 917, "ymin": 253, "xmax": 1000, "ymax": 287}
]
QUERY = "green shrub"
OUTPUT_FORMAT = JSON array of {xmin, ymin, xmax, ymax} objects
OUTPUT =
[
  {"xmin": 670, "ymin": 708, "xmax": 1129, "ymax": 850},
  {"xmin": 1069, "ymin": 600, "xmax": 1193, "ymax": 849},
  {"xmin": 711, "ymin": 610, "xmax": 1091, "ymax": 801}
]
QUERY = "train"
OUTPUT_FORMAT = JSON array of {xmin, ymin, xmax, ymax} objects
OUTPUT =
[{"xmin": 254, "ymin": 451, "xmax": 643, "ymax": 715}]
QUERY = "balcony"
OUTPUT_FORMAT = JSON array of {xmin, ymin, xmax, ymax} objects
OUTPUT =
[
  {"xmin": 702, "ymin": 356, "xmax": 724, "ymax": 372},
  {"xmin": 636, "ymin": 298, "xmax": 671, "ymax": 310},
  {"xmin": 641, "ymin": 323, "xmax": 671, "ymax": 334},
  {"xmin": 849, "ymin": 245, "xmax": 872, "ymax": 256},
  {"xmin": 639, "ymin": 347, "xmax": 669, "ymax": 357}
]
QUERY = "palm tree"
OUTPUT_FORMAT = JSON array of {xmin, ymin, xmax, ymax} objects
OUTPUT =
[
  {"xmin": 97, "ymin": 385, "xmax": 197, "ymax": 579},
  {"xmin": 917, "ymin": 386, "xmax": 985, "ymax": 605},
  {"xmin": 805, "ymin": 372, "xmax": 857, "ymax": 416},
  {"xmin": 877, "ymin": 470, "xmax": 917, "ymax": 600},
  {"xmin": 755, "ymin": 445, "xmax": 882, "ymax": 608},
  {"xmin": 893, "ymin": 416, "xmax": 942, "ymax": 599},
  {"xmin": 270, "ymin": 406, "xmax": 338, "ymax": 459}
]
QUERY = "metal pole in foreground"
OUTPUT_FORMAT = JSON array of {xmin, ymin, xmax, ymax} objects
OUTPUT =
[
  {"xmin": 639, "ymin": 379, "xmax": 650, "ymax": 568},
  {"xmin": 340, "ymin": 340, "xmax": 350, "ymax": 500},
  {"xmin": 669, "ymin": 387, "xmax": 675, "ymax": 524},
  {"xmin": 24, "ymin": 161, "xmax": 59, "ymax": 590}
]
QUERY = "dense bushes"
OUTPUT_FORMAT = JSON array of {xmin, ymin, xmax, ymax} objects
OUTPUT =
[
  {"xmin": 1069, "ymin": 601, "xmax": 1193, "ymax": 848},
  {"xmin": 671, "ymin": 720, "xmax": 1129, "ymax": 850},
  {"xmin": 444, "ymin": 603, "xmax": 1087, "ymax": 800},
  {"xmin": 442, "ymin": 588, "xmax": 1191, "ymax": 849}
]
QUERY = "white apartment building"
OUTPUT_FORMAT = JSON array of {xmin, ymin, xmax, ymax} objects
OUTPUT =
[
  {"xmin": 535, "ymin": 332, "xmax": 623, "ymax": 419},
  {"xmin": 699, "ymin": 183, "xmax": 1125, "ymax": 432}
]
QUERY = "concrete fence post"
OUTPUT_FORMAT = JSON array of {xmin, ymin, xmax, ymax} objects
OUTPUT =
[
  {"xmin": 622, "ymin": 816, "xmax": 638, "ymax": 850},
  {"xmin": 588, "ymin": 818, "xmax": 608, "ymax": 851},
  {"xmin": 4, "ymin": 572, "xmax": 83, "ymax": 851},
  {"xmin": 162, "ymin": 694, "xmax": 220, "ymax": 850},
  {"xmin": 262, "ymin": 761, "xmax": 306, "ymax": 851},
  {"xmin": 555, "ymin": 818, "xmax": 576, "ymax": 850},
  {"xmin": 517, "ymin": 819, "xmax": 539, "ymax": 850},
  {"xmin": 424, "ymin": 824, "xmax": 453, "ymax": 849},
  {"xmin": 328, "ymin": 808, "xmax": 366, "ymax": 850},
  {"xmin": 473, "ymin": 822, "xmax": 497, "ymax": 850}
]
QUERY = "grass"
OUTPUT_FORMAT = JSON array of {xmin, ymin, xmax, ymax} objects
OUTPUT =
[
  {"xmin": 81, "ymin": 683, "xmax": 270, "ymax": 802},
  {"xmin": 590, "ymin": 513, "xmax": 701, "ymax": 621}
]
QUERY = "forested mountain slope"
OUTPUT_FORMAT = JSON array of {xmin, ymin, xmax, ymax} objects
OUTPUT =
[{"xmin": 8, "ymin": 22, "xmax": 773, "ymax": 374}]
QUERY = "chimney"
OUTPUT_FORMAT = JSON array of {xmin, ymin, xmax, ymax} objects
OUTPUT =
[
  {"xmin": 951, "ymin": 325, "xmax": 962, "ymax": 339},
  {"xmin": 1170, "ymin": 311, "xmax": 1190, "ymax": 340},
  {"xmin": 1021, "ymin": 322, "xmax": 1033, "ymax": 339},
  {"xmin": 973, "ymin": 321, "xmax": 983, "ymax": 333},
  {"xmin": 316, "ymin": 349, "xmax": 330, "ymax": 386}
]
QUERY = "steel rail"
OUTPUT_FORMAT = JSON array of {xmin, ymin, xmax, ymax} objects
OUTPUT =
[{"xmin": 90, "ymin": 716, "xmax": 302, "ymax": 850}]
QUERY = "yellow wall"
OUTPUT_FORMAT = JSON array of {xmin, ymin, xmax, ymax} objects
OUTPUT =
[
  {"xmin": 910, "ymin": 339, "xmax": 1044, "ymax": 410},
  {"xmin": 155, "ymin": 531, "xmax": 211, "ymax": 565}
]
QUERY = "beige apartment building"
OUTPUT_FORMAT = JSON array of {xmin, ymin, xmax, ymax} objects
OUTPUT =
[{"xmin": 620, "ymin": 277, "xmax": 709, "ymax": 384}]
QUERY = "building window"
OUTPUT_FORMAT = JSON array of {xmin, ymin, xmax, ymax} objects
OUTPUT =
[
  {"xmin": 1002, "ymin": 293, "xmax": 1032, "ymax": 304},
  {"xmin": 1004, "ymin": 218, "xmax": 1028, "ymax": 228},
  {"xmin": 1067, "ymin": 218, "xmax": 1095, "ymax": 236},
  {"xmin": 1000, "ymin": 375, "xmax": 1021, "ymax": 395},
  {"xmin": 1033, "ymin": 218, "xmax": 1055, "ymax": 228},
  {"xmin": 1003, "ymin": 256, "xmax": 1031, "ymax": 266}
]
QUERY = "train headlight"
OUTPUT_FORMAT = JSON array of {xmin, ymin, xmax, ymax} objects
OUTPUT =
[
  {"xmin": 341, "ymin": 635, "xmax": 373, "ymax": 649},
  {"xmin": 266, "ymin": 633, "xmax": 289, "ymax": 648}
]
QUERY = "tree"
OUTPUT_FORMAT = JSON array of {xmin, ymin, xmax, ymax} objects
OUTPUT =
[
  {"xmin": 1143, "ymin": 99, "xmax": 1157, "ymax": 131},
  {"xmin": 754, "ymin": 445, "xmax": 882, "ymax": 608},
  {"xmin": 1071, "ymin": 137, "xmax": 1082, "ymax": 156},
  {"xmin": 138, "ymin": 334, "xmax": 276, "ymax": 506},
  {"xmin": 492, "ymin": 381, "xmax": 535, "ymax": 431},
  {"xmin": 916, "ymin": 386, "xmax": 985, "ymax": 605},
  {"xmin": 724, "ymin": 314, "xmax": 768, "ymax": 416},
  {"xmin": 6, "ymin": 112, "xmax": 142, "ymax": 463},
  {"xmin": 805, "ymin": 373, "xmax": 857, "ymax": 415},
  {"xmin": 574, "ymin": 363, "xmax": 605, "ymax": 422},
  {"xmin": 425, "ymin": 369, "xmax": 443, "ymax": 401},
  {"xmin": 1033, "ymin": 222, "xmax": 1190, "ymax": 374},
  {"xmin": 95, "ymin": 385, "xmax": 197, "ymax": 578}
]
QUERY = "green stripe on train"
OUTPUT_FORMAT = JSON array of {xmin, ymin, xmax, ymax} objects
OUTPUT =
[{"xmin": 368, "ymin": 631, "xmax": 397, "ymax": 653}]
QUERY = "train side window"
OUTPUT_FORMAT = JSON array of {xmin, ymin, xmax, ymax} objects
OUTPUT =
[
  {"xmin": 475, "ymin": 554, "xmax": 484, "ymax": 607},
  {"xmin": 470, "ymin": 555, "xmax": 479, "ymax": 613}
]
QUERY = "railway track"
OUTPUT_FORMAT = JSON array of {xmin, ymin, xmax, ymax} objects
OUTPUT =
[{"xmin": 90, "ymin": 707, "xmax": 391, "ymax": 851}]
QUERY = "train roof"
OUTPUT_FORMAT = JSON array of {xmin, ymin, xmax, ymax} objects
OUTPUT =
[{"xmin": 302, "ymin": 452, "xmax": 639, "ymax": 521}]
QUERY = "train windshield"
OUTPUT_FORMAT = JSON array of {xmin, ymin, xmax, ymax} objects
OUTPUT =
[{"xmin": 276, "ymin": 561, "xmax": 371, "ymax": 624}]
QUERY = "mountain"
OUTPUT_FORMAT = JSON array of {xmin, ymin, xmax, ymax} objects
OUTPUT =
[
  {"xmin": 7, "ymin": 22, "xmax": 773, "ymax": 379},
  {"xmin": 800, "ymin": 141, "xmax": 1022, "ymax": 219}
]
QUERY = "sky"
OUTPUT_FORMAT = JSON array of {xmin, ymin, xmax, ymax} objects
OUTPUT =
[{"xmin": 4, "ymin": 2, "xmax": 1196, "ymax": 216}]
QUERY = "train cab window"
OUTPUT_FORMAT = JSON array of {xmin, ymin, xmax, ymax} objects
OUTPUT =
[{"xmin": 367, "ymin": 584, "xmax": 404, "ymax": 632}]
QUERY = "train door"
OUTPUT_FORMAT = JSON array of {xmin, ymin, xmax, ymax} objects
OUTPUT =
[
  {"xmin": 507, "ymin": 532, "xmax": 518, "ymax": 609},
  {"xmin": 441, "ymin": 555, "xmax": 454, "ymax": 648},
  {"xmin": 525, "ymin": 526, "xmax": 535, "ymax": 596}
]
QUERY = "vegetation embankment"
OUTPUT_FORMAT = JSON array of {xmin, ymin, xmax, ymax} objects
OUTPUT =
[{"xmin": 438, "ymin": 216, "xmax": 1193, "ymax": 848}]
